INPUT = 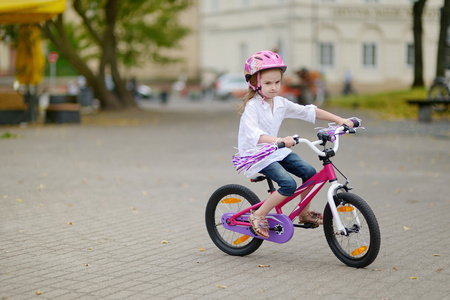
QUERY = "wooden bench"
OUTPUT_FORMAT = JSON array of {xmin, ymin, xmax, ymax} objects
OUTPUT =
[
  {"xmin": 46, "ymin": 103, "xmax": 81, "ymax": 124},
  {"xmin": 0, "ymin": 91, "xmax": 29, "ymax": 125},
  {"xmin": 406, "ymin": 99, "xmax": 449, "ymax": 122}
]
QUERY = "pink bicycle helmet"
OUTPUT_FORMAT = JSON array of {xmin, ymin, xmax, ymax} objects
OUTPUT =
[{"xmin": 244, "ymin": 50, "xmax": 287, "ymax": 92}]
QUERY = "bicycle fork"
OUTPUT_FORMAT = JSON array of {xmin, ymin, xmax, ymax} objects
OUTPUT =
[
  {"xmin": 327, "ymin": 182, "xmax": 347, "ymax": 235},
  {"xmin": 327, "ymin": 181, "xmax": 362, "ymax": 236}
]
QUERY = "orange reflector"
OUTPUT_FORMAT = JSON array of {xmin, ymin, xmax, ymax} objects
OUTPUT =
[
  {"xmin": 221, "ymin": 198, "xmax": 241, "ymax": 204},
  {"xmin": 351, "ymin": 246, "xmax": 368, "ymax": 256},
  {"xmin": 337, "ymin": 206, "xmax": 354, "ymax": 212},
  {"xmin": 233, "ymin": 235, "xmax": 250, "ymax": 245}
]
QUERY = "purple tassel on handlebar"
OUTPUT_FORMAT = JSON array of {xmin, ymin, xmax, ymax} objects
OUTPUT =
[{"xmin": 232, "ymin": 143, "xmax": 278, "ymax": 173}]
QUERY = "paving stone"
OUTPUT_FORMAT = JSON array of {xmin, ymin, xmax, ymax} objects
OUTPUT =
[{"xmin": 1, "ymin": 99, "xmax": 449, "ymax": 299}]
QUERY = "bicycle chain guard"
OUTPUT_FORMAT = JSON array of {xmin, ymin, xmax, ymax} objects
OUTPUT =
[{"xmin": 221, "ymin": 213, "xmax": 294, "ymax": 243}]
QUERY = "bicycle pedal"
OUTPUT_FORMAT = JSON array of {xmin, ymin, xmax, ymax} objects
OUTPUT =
[{"xmin": 294, "ymin": 223, "xmax": 319, "ymax": 229}]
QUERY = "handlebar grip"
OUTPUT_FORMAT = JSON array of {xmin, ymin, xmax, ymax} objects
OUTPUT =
[
  {"xmin": 352, "ymin": 119, "xmax": 360, "ymax": 128},
  {"xmin": 277, "ymin": 135, "xmax": 299, "ymax": 149}
]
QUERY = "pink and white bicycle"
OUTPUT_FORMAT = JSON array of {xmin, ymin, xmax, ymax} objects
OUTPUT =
[{"xmin": 205, "ymin": 120, "xmax": 380, "ymax": 268}]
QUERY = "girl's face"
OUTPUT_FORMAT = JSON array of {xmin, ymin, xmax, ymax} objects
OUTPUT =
[{"xmin": 260, "ymin": 69, "xmax": 282, "ymax": 100}]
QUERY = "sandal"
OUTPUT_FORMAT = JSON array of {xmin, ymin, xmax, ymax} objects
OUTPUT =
[
  {"xmin": 298, "ymin": 211, "xmax": 323, "ymax": 225},
  {"xmin": 248, "ymin": 212, "xmax": 270, "ymax": 239}
]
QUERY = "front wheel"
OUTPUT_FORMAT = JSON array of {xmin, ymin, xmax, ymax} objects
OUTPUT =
[
  {"xmin": 323, "ymin": 192, "xmax": 380, "ymax": 268},
  {"xmin": 205, "ymin": 184, "xmax": 263, "ymax": 256}
]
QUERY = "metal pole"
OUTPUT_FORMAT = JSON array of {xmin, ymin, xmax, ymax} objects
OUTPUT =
[{"xmin": 50, "ymin": 62, "xmax": 55, "ymax": 93}]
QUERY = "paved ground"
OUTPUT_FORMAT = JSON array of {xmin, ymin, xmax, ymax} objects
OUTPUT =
[{"xmin": 1, "ymin": 96, "xmax": 449, "ymax": 299}]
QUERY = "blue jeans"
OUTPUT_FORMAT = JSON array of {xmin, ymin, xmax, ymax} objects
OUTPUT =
[{"xmin": 259, "ymin": 153, "xmax": 316, "ymax": 197}]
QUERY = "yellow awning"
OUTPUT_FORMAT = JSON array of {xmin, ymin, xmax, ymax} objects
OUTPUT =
[{"xmin": 0, "ymin": 0, "xmax": 65, "ymax": 24}]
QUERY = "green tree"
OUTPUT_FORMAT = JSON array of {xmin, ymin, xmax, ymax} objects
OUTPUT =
[{"xmin": 41, "ymin": 0, "xmax": 191, "ymax": 110}]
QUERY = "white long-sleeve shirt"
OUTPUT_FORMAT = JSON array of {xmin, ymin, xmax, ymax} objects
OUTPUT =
[{"xmin": 237, "ymin": 94, "xmax": 317, "ymax": 177}]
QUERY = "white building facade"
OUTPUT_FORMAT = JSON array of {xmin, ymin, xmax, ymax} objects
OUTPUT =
[{"xmin": 200, "ymin": 0, "xmax": 444, "ymax": 93}]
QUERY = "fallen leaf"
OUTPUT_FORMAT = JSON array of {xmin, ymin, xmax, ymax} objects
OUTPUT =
[
  {"xmin": 216, "ymin": 284, "xmax": 226, "ymax": 289},
  {"xmin": 37, "ymin": 184, "xmax": 45, "ymax": 191},
  {"xmin": 372, "ymin": 268, "xmax": 383, "ymax": 271},
  {"xmin": 36, "ymin": 290, "xmax": 42, "ymax": 295},
  {"xmin": 433, "ymin": 254, "xmax": 440, "ymax": 257},
  {"xmin": 17, "ymin": 199, "xmax": 23, "ymax": 203},
  {"xmin": 67, "ymin": 222, "xmax": 73, "ymax": 225},
  {"xmin": 130, "ymin": 206, "xmax": 137, "ymax": 210},
  {"xmin": 88, "ymin": 248, "xmax": 92, "ymax": 250},
  {"xmin": 198, "ymin": 247, "xmax": 206, "ymax": 252},
  {"xmin": 409, "ymin": 277, "xmax": 418, "ymax": 280},
  {"xmin": 403, "ymin": 226, "xmax": 410, "ymax": 231},
  {"xmin": 393, "ymin": 267, "xmax": 398, "ymax": 270},
  {"xmin": 161, "ymin": 240, "xmax": 169, "ymax": 244},
  {"xmin": 436, "ymin": 268, "xmax": 442, "ymax": 273},
  {"xmin": 258, "ymin": 265, "xmax": 270, "ymax": 268},
  {"xmin": 83, "ymin": 264, "xmax": 89, "ymax": 267},
  {"xmin": 39, "ymin": 203, "xmax": 44, "ymax": 207}
]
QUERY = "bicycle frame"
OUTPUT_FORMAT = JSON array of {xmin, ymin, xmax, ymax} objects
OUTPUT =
[
  {"xmin": 225, "ymin": 123, "xmax": 362, "ymax": 236},
  {"xmin": 225, "ymin": 161, "xmax": 347, "ymax": 234}
]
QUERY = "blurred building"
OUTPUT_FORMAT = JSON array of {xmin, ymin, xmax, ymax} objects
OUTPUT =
[
  {"xmin": 199, "ymin": 0, "xmax": 445, "ymax": 93},
  {"xmin": 1, "ymin": 0, "xmax": 446, "ymax": 94}
]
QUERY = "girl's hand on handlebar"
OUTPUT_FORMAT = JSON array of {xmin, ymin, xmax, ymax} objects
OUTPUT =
[
  {"xmin": 281, "ymin": 136, "xmax": 296, "ymax": 148},
  {"xmin": 339, "ymin": 118, "xmax": 354, "ymax": 128}
]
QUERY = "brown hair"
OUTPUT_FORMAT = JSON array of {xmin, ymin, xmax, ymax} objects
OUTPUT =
[{"xmin": 237, "ymin": 69, "xmax": 283, "ymax": 114}]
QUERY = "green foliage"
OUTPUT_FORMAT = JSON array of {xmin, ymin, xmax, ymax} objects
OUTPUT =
[
  {"xmin": 328, "ymin": 88, "xmax": 428, "ymax": 120},
  {"xmin": 45, "ymin": 33, "xmax": 78, "ymax": 76},
  {"xmin": 71, "ymin": 0, "xmax": 191, "ymax": 67},
  {"xmin": 0, "ymin": 24, "xmax": 20, "ymax": 45}
]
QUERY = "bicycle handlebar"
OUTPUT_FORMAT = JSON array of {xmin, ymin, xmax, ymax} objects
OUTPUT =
[{"xmin": 277, "ymin": 119, "xmax": 362, "ymax": 157}]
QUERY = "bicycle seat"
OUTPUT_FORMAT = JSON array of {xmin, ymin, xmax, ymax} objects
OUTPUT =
[
  {"xmin": 250, "ymin": 175, "xmax": 267, "ymax": 183},
  {"xmin": 251, "ymin": 175, "xmax": 276, "ymax": 193}
]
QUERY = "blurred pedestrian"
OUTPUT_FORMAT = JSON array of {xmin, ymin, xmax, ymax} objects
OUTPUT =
[{"xmin": 342, "ymin": 69, "xmax": 355, "ymax": 95}]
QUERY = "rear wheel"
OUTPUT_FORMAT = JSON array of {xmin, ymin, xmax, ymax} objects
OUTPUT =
[
  {"xmin": 205, "ymin": 184, "xmax": 263, "ymax": 256},
  {"xmin": 323, "ymin": 192, "xmax": 380, "ymax": 268}
]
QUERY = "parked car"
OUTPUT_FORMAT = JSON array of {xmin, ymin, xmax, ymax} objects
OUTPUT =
[{"xmin": 214, "ymin": 73, "xmax": 248, "ymax": 100}]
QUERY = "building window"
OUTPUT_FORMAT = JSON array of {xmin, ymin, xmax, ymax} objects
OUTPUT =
[
  {"xmin": 240, "ymin": 43, "xmax": 248, "ymax": 67},
  {"xmin": 241, "ymin": 0, "xmax": 250, "ymax": 8},
  {"xmin": 363, "ymin": 42, "xmax": 377, "ymax": 67},
  {"xmin": 406, "ymin": 43, "xmax": 414, "ymax": 67},
  {"xmin": 319, "ymin": 42, "xmax": 334, "ymax": 67},
  {"xmin": 210, "ymin": 0, "xmax": 219, "ymax": 12}
]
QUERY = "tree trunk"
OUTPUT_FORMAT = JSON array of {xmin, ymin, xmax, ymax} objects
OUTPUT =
[
  {"xmin": 412, "ymin": 0, "xmax": 427, "ymax": 88},
  {"xmin": 436, "ymin": 0, "xmax": 450, "ymax": 78},
  {"xmin": 42, "ymin": 16, "xmax": 122, "ymax": 110},
  {"xmin": 104, "ymin": 0, "xmax": 135, "ymax": 107}
]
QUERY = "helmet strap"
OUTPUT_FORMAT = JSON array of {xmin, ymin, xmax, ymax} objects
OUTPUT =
[
  {"xmin": 256, "ymin": 71, "xmax": 267, "ymax": 100},
  {"xmin": 248, "ymin": 72, "xmax": 267, "ymax": 101}
]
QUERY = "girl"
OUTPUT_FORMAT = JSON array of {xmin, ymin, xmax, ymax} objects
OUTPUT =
[{"xmin": 238, "ymin": 50, "xmax": 354, "ymax": 238}]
